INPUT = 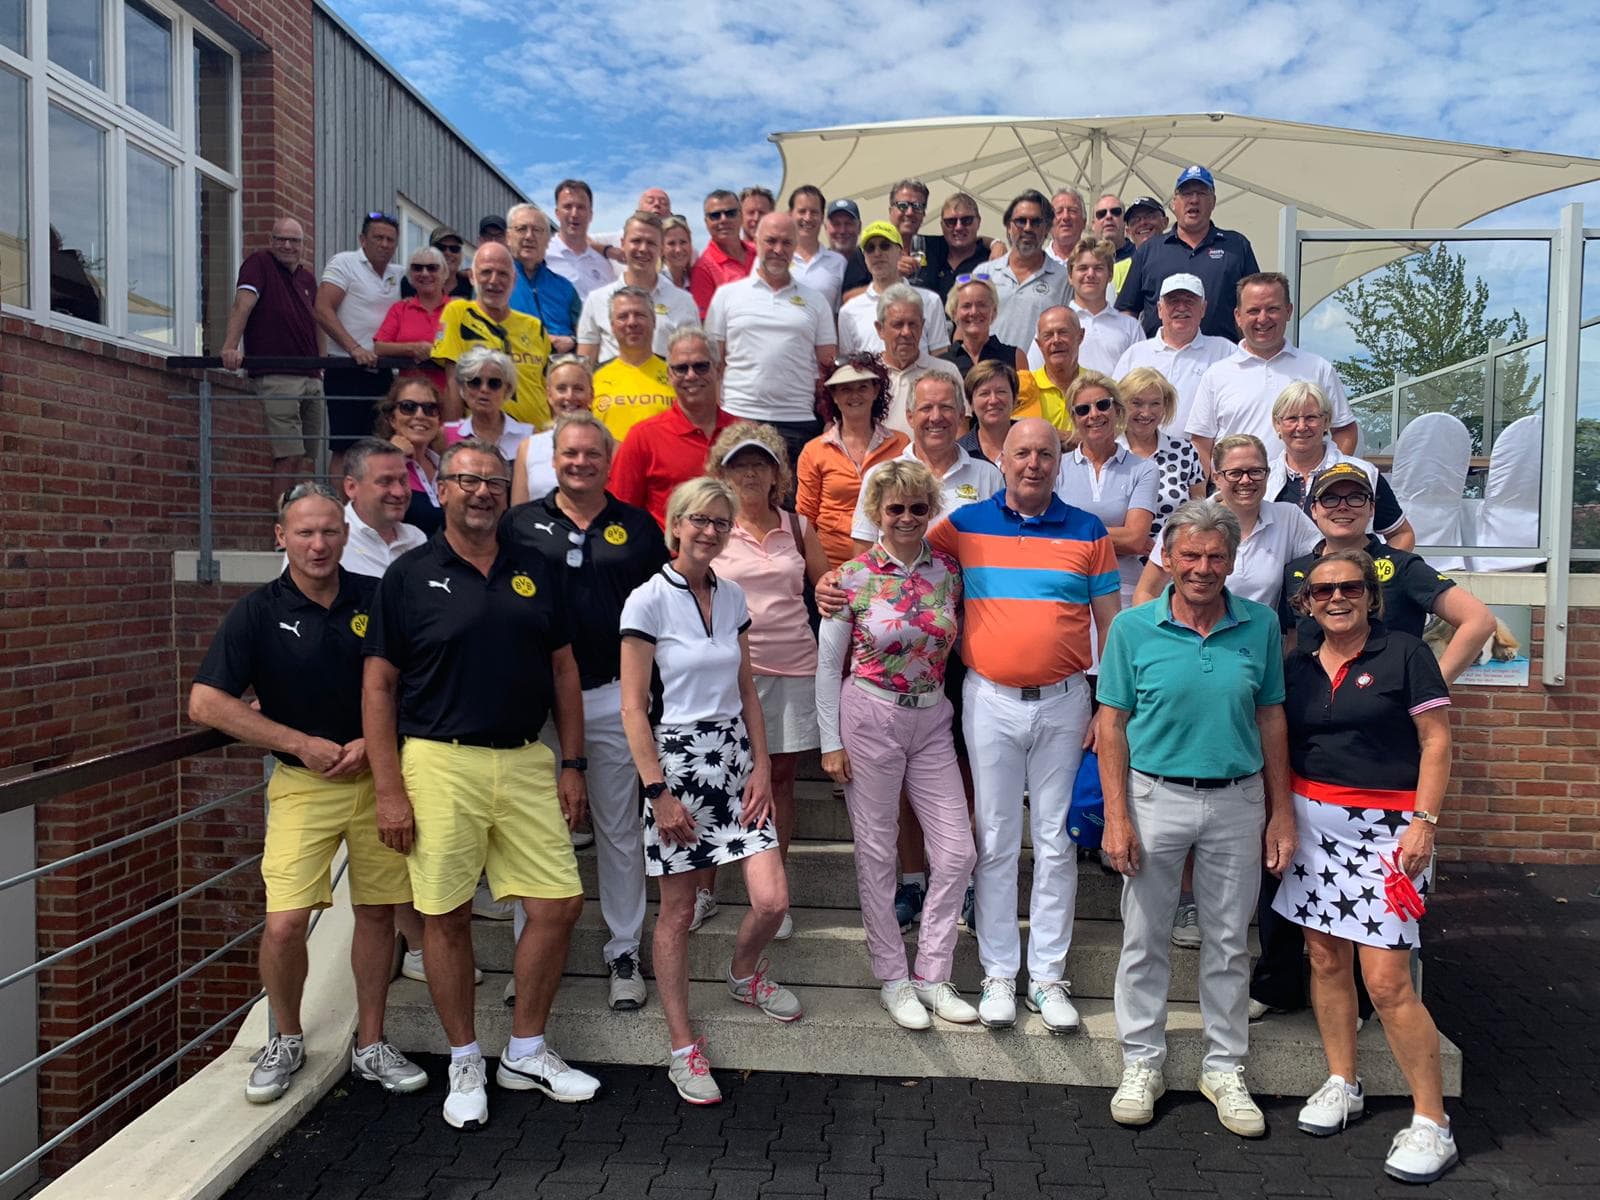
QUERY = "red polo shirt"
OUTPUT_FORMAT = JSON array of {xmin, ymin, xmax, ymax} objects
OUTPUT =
[
  {"xmin": 689, "ymin": 240, "xmax": 754, "ymax": 317},
  {"xmin": 608, "ymin": 403, "xmax": 738, "ymax": 527}
]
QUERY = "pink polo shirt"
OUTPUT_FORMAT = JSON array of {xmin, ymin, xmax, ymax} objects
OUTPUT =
[{"xmin": 715, "ymin": 514, "xmax": 817, "ymax": 677}]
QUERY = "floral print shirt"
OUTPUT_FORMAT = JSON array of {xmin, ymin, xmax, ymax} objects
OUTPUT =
[{"xmin": 834, "ymin": 542, "xmax": 962, "ymax": 694}]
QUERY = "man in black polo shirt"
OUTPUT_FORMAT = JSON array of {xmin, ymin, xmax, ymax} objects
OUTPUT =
[
  {"xmin": 503, "ymin": 412, "xmax": 668, "ymax": 1014},
  {"xmin": 189, "ymin": 483, "xmax": 426, "ymax": 1106},
  {"xmin": 916, "ymin": 192, "xmax": 998, "ymax": 303},
  {"xmin": 363, "ymin": 438, "xmax": 600, "ymax": 1129},
  {"xmin": 1117, "ymin": 166, "xmax": 1260, "ymax": 341}
]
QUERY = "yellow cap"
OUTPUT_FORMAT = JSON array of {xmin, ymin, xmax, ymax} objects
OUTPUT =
[{"xmin": 858, "ymin": 220, "xmax": 903, "ymax": 250}]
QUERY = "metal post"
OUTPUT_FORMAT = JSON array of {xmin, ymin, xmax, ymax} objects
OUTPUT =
[
  {"xmin": 1279, "ymin": 206, "xmax": 1300, "ymax": 343},
  {"xmin": 1483, "ymin": 336, "xmax": 1504, "ymax": 459},
  {"xmin": 1538, "ymin": 204, "xmax": 1582, "ymax": 686},
  {"xmin": 196, "ymin": 380, "xmax": 219, "ymax": 584}
]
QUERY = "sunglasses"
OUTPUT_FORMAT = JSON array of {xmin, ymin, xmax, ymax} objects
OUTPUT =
[
  {"xmin": 1306, "ymin": 580, "xmax": 1369, "ymax": 602},
  {"xmin": 705, "ymin": 207, "xmax": 739, "ymax": 221},
  {"xmin": 394, "ymin": 399, "xmax": 441, "ymax": 417},
  {"xmin": 882, "ymin": 502, "xmax": 930, "ymax": 517},
  {"xmin": 892, "ymin": 200, "xmax": 928, "ymax": 214},
  {"xmin": 1315, "ymin": 491, "xmax": 1371, "ymax": 510},
  {"xmin": 464, "ymin": 376, "xmax": 507, "ymax": 391},
  {"xmin": 1095, "ymin": 206, "xmax": 1124, "ymax": 218},
  {"xmin": 942, "ymin": 214, "xmax": 977, "ymax": 228},
  {"xmin": 409, "ymin": 263, "xmax": 440, "ymax": 273},
  {"xmin": 1010, "ymin": 216, "xmax": 1046, "ymax": 229},
  {"xmin": 1072, "ymin": 397, "xmax": 1114, "ymax": 417},
  {"xmin": 433, "ymin": 242, "xmax": 463, "ymax": 253},
  {"xmin": 669, "ymin": 360, "xmax": 714, "ymax": 377}
]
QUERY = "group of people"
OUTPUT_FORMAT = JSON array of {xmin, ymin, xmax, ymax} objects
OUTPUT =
[{"xmin": 194, "ymin": 164, "xmax": 1492, "ymax": 1185}]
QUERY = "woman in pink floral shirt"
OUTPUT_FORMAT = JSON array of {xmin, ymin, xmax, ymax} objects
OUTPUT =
[{"xmin": 814, "ymin": 460, "xmax": 979, "ymax": 1031}]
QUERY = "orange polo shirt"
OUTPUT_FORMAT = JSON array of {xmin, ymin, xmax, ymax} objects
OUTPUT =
[{"xmin": 794, "ymin": 423, "xmax": 910, "ymax": 568}]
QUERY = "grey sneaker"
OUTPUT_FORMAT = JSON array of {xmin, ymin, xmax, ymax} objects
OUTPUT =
[
  {"xmin": 688, "ymin": 888, "xmax": 718, "ymax": 932},
  {"xmin": 245, "ymin": 1034, "xmax": 305, "ymax": 1103},
  {"xmin": 667, "ymin": 1039, "xmax": 723, "ymax": 1105},
  {"xmin": 1200, "ymin": 1066, "xmax": 1266, "ymax": 1137},
  {"xmin": 727, "ymin": 959, "xmax": 803, "ymax": 1022},
  {"xmin": 608, "ymin": 952, "xmax": 647, "ymax": 1011},
  {"xmin": 351, "ymin": 1039, "xmax": 428, "ymax": 1093},
  {"xmin": 1171, "ymin": 902, "xmax": 1201, "ymax": 949}
]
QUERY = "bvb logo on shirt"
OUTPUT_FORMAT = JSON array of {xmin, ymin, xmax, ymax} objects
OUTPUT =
[
  {"xmin": 350, "ymin": 613, "xmax": 368, "ymax": 637},
  {"xmin": 1374, "ymin": 558, "xmax": 1395, "ymax": 582},
  {"xmin": 603, "ymin": 523, "xmax": 628, "ymax": 546},
  {"xmin": 511, "ymin": 573, "xmax": 537, "ymax": 597}
]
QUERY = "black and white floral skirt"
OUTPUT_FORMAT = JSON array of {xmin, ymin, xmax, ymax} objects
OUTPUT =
[{"xmin": 645, "ymin": 716, "xmax": 776, "ymax": 876}]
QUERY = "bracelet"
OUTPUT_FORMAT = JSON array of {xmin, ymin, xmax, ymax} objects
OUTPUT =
[{"xmin": 560, "ymin": 757, "xmax": 588, "ymax": 772}]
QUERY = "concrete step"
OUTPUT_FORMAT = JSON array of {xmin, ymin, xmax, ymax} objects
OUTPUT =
[
  {"xmin": 786, "ymin": 779, "xmax": 1035, "ymax": 847},
  {"xmin": 383, "ymin": 975, "xmax": 1462, "ymax": 1098},
  {"xmin": 470, "ymin": 905, "xmax": 1238, "ymax": 1003}
]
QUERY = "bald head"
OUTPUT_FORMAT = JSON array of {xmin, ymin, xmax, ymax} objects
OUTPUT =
[
  {"xmin": 1000, "ymin": 418, "xmax": 1062, "ymax": 517},
  {"xmin": 754, "ymin": 212, "xmax": 798, "ymax": 284},
  {"xmin": 638, "ymin": 187, "xmax": 671, "ymax": 216},
  {"xmin": 269, "ymin": 217, "xmax": 305, "ymax": 268},
  {"xmin": 471, "ymin": 241, "xmax": 516, "ymax": 312},
  {"xmin": 1037, "ymin": 305, "xmax": 1084, "ymax": 377}
]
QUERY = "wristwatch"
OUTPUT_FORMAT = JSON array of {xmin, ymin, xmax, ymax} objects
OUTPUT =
[
  {"xmin": 560, "ymin": 757, "xmax": 588, "ymax": 772},
  {"xmin": 1412, "ymin": 808, "xmax": 1439, "ymax": 825},
  {"xmin": 643, "ymin": 781, "xmax": 668, "ymax": 800}
]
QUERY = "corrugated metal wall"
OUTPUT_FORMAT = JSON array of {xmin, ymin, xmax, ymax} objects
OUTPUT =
[{"xmin": 312, "ymin": 8, "xmax": 526, "ymax": 267}]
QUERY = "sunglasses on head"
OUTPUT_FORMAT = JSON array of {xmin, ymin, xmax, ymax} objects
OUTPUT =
[
  {"xmin": 669, "ymin": 360, "xmax": 714, "ymax": 377},
  {"xmin": 394, "ymin": 399, "xmax": 440, "ymax": 417},
  {"xmin": 464, "ymin": 376, "xmax": 507, "ymax": 391},
  {"xmin": 1306, "ymin": 580, "xmax": 1369, "ymax": 602},
  {"xmin": 882, "ymin": 502, "xmax": 930, "ymax": 517},
  {"xmin": 1095, "ymin": 206, "xmax": 1123, "ymax": 218},
  {"xmin": 366, "ymin": 211, "xmax": 398, "ymax": 225},
  {"xmin": 1072, "ymin": 397, "xmax": 1114, "ymax": 417},
  {"xmin": 705, "ymin": 207, "xmax": 739, "ymax": 221}
]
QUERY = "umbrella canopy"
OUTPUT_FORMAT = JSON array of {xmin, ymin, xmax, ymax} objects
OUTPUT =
[{"xmin": 772, "ymin": 113, "xmax": 1600, "ymax": 308}]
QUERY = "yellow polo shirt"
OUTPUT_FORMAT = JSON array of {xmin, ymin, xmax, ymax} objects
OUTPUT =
[{"xmin": 1014, "ymin": 366, "xmax": 1077, "ymax": 433}]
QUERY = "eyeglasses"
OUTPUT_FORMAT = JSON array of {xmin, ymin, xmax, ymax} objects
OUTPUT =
[
  {"xmin": 1010, "ymin": 216, "xmax": 1046, "ymax": 229},
  {"xmin": 892, "ymin": 200, "xmax": 928, "ymax": 214},
  {"xmin": 464, "ymin": 376, "xmax": 507, "ymax": 391},
  {"xmin": 882, "ymin": 502, "xmax": 931, "ymax": 517},
  {"xmin": 1315, "ymin": 491, "xmax": 1371, "ymax": 510},
  {"xmin": 705, "ymin": 207, "xmax": 739, "ymax": 221},
  {"xmin": 1072, "ymin": 397, "xmax": 1114, "ymax": 417},
  {"xmin": 684, "ymin": 513, "xmax": 733, "ymax": 534},
  {"xmin": 1094, "ymin": 206, "xmax": 1124, "ymax": 218},
  {"xmin": 942, "ymin": 214, "xmax": 977, "ymax": 228},
  {"xmin": 394, "ymin": 399, "xmax": 441, "ymax": 417},
  {"xmin": 1306, "ymin": 580, "xmax": 1370, "ymax": 602},
  {"xmin": 409, "ymin": 263, "xmax": 440, "ymax": 273},
  {"xmin": 1217, "ymin": 467, "xmax": 1268, "ymax": 482},
  {"xmin": 269, "ymin": 235, "xmax": 303, "ymax": 245},
  {"xmin": 668, "ymin": 360, "xmax": 714, "ymax": 377},
  {"xmin": 441, "ymin": 472, "xmax": 511, "ymax": 495}
]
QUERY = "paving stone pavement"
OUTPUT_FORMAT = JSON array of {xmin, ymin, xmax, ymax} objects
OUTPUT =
[{"xmin": 222, "ymin": 861, "xmax": 1599, "ymax": 1199}]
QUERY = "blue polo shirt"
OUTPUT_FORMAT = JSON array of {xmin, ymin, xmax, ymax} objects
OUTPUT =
[
  {"xmin": 510, "ymin": 260, "xmax": 581, "ymax": 338},
  {"xmin": 1115, "ymin": 223, "xmax": 1259, "ymax": 342},
  {"xmin": 1098, "ymin": 586, "xmax": 1285, "ymax": 778}
]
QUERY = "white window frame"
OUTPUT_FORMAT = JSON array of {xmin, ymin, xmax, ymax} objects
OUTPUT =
[
  {"xmin": 2, "ymin": 0, "xmax": 241, "ymax": 354},
  {"xmin": 396, "ymin": 194, "xmax": 445, "ymax": 262}
]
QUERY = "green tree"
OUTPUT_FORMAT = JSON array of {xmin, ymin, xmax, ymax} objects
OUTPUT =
[{"xmin": 1333, "ymin": 243, "xmax": 1541, "ymax": 451}]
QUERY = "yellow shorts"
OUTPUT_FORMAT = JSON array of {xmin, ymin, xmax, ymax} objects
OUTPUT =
[
  {"xmin": 400, "ymin": 737, "xmax": 581, "ymax": 916},
  {"xmin": 263, "ymin": 764, "xmax": 412, "ymax": 912}
]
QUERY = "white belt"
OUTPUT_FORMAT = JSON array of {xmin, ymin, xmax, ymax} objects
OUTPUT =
[{"xmin": 852, "ymin": 676, "xmax": 943, "ymax": 709}]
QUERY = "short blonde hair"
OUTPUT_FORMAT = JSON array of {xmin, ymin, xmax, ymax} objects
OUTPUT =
[
  {"xmin": 663, "ymin": 477, "xmax": 739, "ymax": 552},
  {"xmin": 862, "ymin": 460, "xmax": 942, "ymax": 527},
  {"xmin": 1212, "ymin": 433, "xmax": 1269, "ymax": 472},
  {"xmin": 1272, "ymin": 379, "xmax": 1333, "ymax": 424},
  {"xmin": 1070, "ymin": 235, "xmax": 1117, "ymax": 270},
  {"xmin": 1117, "ymin": 366, "xmax": 1178, "ymax": 427},
  {"xmin": 552, "ymin": 410, "xmax": 615, "ymax": 459},
  {"xmin": 706, "ymin": 421, "xmax": 791, "ymax": 512},
  {"xmin": 1063, "ymin": 369, "xmax": 1126, "ymax": 435},
  {"xmin": 945, "ymin": 274, "xmax": 1001, "ymax": 322}
]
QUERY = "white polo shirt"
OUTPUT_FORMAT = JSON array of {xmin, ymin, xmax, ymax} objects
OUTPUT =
[
  {"xmin": 577, "ymin": 277, "xmax": 699, "ymax": 360},
  {"xmin": 1186, "ymin": 342, "xmax": 1357, "ymax": 453},
  {"xmin": 837, "ymin": 283, "xmax": 950, "ymax": 358},
  {"xmin": 444, "ymin": 414, "xmax": 533, "ymax": 463},
  {"xmin": 1053, "ymin": 443, "xmax": 1160, "ymax": 598},
  {"xmin": 1151, "ymin": 499, "xmax": 1321, "ymax": 608},
  {"xmin": 705, "ymin": 273, "xmax": 836, "ymax": 424},
  {"xmin": 619, "ymin": 566, "xmax": 751, "ymax": 725},
  {"xmin": 320, "ymin": 251, "xmax": 403, "ymax": 355},
  {"xmin": 1026, "ymin": 299, "xmax": 1143, "ymax": 374},
  {"xmin": 546, "ymin": 237, "xmax": 616, "ymax": 300},
  {"xmin": 884, "ymin": 353, "xmax": 964, "ymax": 439},
  {"xmin": 790, "ymin": 246, "xmax": 847, "ymax": 310},
  {"xmin": 850, "ymin": 444, "xmax": 1002, "ymax": 542},
  {"xmin": 1113, "ymin": 330, "xmax": 1235, "ymax": 436},
  {"xmin": 974, "ymin": 255, "xmax": 1073, "ymax": 348},
  {"xmin": 340, "ymin": 502, "xmax": 427, "ymax": 578}
]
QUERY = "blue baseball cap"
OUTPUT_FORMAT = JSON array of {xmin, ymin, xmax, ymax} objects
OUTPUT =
[
  {"xmin": 1175, "ymin": 165, "xmax": 1215, "ymax": 191},
  {"xmin": 826, "ymin": 198, "xmax": 861, "ymax": 221}
]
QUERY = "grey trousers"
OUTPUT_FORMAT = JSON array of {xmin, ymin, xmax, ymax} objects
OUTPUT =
[{"xmin": 1114, "ymin": 769, "xmax": 1266, "ymax": 1073}]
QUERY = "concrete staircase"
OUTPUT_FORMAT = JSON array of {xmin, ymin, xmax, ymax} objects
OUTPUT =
[{"xmin": 384, "ymin": 777, "xmax": 1462, "ymax": 1097}]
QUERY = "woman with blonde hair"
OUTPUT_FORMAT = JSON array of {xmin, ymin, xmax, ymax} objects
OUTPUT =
[
  {"xmin": 512, "ymin": 354, "xmax": 596, "ymax": 504},
  {"xmin": 1118, "ymin": 366, "xmax": 1206, "ymax": 546}
]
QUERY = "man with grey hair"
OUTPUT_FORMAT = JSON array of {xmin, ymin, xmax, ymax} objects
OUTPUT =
[
  {"xmin": 577, "ymin": 211, "xmax": 698, "ymax": 363},
  {"xmin": 977, "ymin": 190, "xmax": 1073, "ymax": 351},
  {"xmin": 590, "ymin": 286, "xmax": 675, "ymax": 440},
  {"xmin": 1047, "ymin": 189, "xmax": 1088, "ymax": 266},
  {"xmin": 1097, "ymin": 498, "xmax": 1296, "ymax": 1138},
  {"xmin": 875, "ymin": 282, "xmax": 963, "ymax": 439},
  {"xmin": 507, "ymin": 202, "xmax": 580, "ymax": 352}
]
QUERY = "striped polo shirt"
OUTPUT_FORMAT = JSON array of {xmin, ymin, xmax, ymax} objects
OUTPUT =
[{"xmin": 929, "ymin": 491, "xmax": 1119, "ymax": 687}]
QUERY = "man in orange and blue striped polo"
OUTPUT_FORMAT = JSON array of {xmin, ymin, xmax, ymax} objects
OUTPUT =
[{"xmin": 928, "ymin": 418, "xmax": 1122, "ymax": 1033}]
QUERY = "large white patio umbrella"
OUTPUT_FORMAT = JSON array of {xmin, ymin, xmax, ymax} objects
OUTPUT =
[{"xmin": 771, "ymin": 113, "xmax": 1600, "ymax": 308}]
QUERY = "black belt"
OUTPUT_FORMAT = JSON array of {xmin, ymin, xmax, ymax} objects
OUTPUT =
[
  {"xmin": 1146, "ymin": 772, "xmax": 1255, "ymax": 790},
  {"xmin": 408, "ymin": 734, "xmax": 537, "ymax": 750}
]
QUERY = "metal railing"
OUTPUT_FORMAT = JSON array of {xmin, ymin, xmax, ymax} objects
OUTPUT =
[{"xmin": 0, "ymin": 732, "xmax": 339, "ymax": 1189}]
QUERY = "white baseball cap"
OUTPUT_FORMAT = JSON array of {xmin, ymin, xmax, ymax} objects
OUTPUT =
[{"xmin": 1159, "ymin": 273, "xmax": 1206, "ymax": 301}]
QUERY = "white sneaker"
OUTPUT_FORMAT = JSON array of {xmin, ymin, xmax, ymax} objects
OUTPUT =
[
  {"xmin": 351, "ymin": 1039, "xmax": 428, "ymax": 1094},
  {"xmin": 1199, "ymin": 1067, "xmax": 1266, "ymax": 1137},
  {"xmin": 570, "ymin": 827, "xmax": 595, "ymax": 849},
  {"xmin": 1170, "ymin": 901, "xmax": 1201, "ymax": 949},
  {"xmin": 978, "ymin": 976, "xmax": 1016, "ymax": 1029},
  {"xmin": 880, "ymin": 980, "xmax": 931, "ymax": 1030},
  {"xmin": 607, "ymin": 953, "xmax": 647, "ymax": 1011},
  {"xmin": 1109, "ymin": 1061, "xmax": 1166, "ymax": 1126},
  {"xmin": 443, "ymin": 1053, "xmax": 489, "ymax": 1129},
  {"xmin": 496, "ymin": 1043, "xmax": 600, "ymax": 1102},
  {"xmin": 687, "ymin": 888, "xmax": 718, "ymax": 932},
  {"xmin": 401, "ymin": 949, "xmax": 482, "ymax": 985},
  {"xmin": 1298, "ymin": 1074, "xmax": 1365, "ymax": 1136},
  {"xmin": 1025, "ymin": 980, "xmax": 1081, "ymax": 1033},
  {"xmin": 471, "ymin": 882, "xmax": 516, "ymax": 921},
  {"xmin": 774, "ymin": 911, "xmax": 794, "ymax": 940},
  {"xmin": 1384, "ymin": 1117, "xmax": 1458, "ymax": 1184},
  {"xmin": 1247, "ymin": 998, "xmax": 1273, "ymax": 1021},
  {"xmin": 913, "ymin": 980, "xmax": 979, "ymax": 1024}
]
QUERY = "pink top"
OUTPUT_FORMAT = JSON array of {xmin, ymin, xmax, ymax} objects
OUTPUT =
[
  {"xmin": 834, "ymin": 543, "xmax": 962, "ymax": 694},
  {"xmin": 715, "ymin": 513, "xmax": 817, "ymax": 676},
  {"xmin": 375, "ymin": 297, "xmax": 448, "ymax": 393}
]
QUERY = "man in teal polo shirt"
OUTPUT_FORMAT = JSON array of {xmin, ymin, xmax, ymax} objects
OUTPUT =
[{"xmin": 1096, "ymin": 499, "xmax": 1295, "ymax": 1139}]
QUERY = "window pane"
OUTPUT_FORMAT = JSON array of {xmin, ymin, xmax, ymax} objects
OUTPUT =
[
  {"xmin": 126, "ymin": 147, "xmax": 174, "ymax": 342},
  {"xmin": 48, "ymin": 0, "xmax": 105, "ymax": 87},
  {"xmin": 1, "ymin": 0, "xmax": 24, "ymax": 54},
  {"xmin": 195, "ymin": 172, "xmax": 233, "ymax": 353},
  {"xmin": 49, "ymin": 105, "xmax": 105, "ymax": 324},
  {"xmin": 0, "ymin": 68, "xmax": 25, "ymax": 308},
  {"xmin": 124, "ymin": 0, "xmax": 172, "ymax": 127},
  {"xmin": 193, "ymin": 33, "xmax": 232, "ymax": 170}
]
